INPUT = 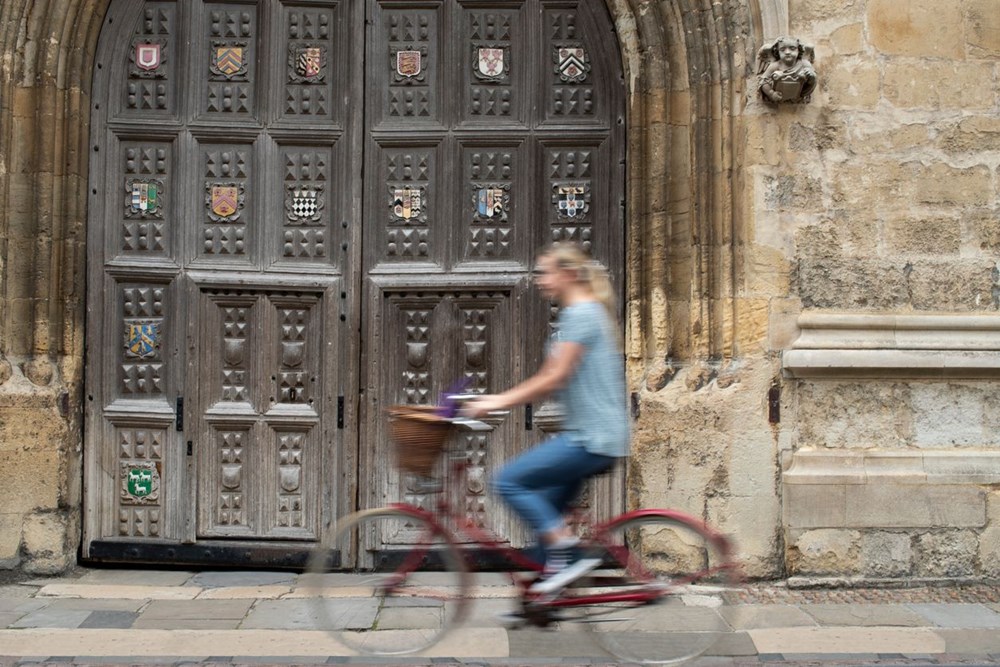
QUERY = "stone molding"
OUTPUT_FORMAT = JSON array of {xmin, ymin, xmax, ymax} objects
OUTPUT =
[
  {"xmin": 782, "ymin": 312, "xmax": 1000, "ymax": 378},
  {"xmin": 784, "ymin": 448, "xmax": 1000, "ymax": 486},
  {"xmin": 783, "ymin": 449, "xmax": 996, "ymax": 530}
]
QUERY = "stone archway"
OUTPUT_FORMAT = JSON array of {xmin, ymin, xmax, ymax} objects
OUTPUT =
[{"xmin": 0, "ymin": 0, "xmax": 783, "ymax": 572}]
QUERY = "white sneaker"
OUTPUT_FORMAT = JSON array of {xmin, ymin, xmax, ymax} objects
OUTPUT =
[{"xmin": 528, "ymin": 557, "xmax": 602, "ymax": 595}]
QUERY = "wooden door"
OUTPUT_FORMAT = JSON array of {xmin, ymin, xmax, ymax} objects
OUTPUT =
[
  {"xmin": 83, "ymin": 0, "xmax": 623, "ymax": 566},
  {"xmin": 83, "ymin": 0, "xmax": 363, "ymax": 564},
  {"xmin": 357, "ymin": 0, "xmax": 625, "ymax": 560}
]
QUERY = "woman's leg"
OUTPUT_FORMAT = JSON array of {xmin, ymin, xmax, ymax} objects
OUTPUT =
[{"xmin": 493, "ymin": 434, "xmax": 615, "ymax": 543}]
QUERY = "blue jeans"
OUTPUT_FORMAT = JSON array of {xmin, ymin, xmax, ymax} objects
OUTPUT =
[{"xmin": 493, "ymin": 433, "xmax": 616, "ymax": 540}]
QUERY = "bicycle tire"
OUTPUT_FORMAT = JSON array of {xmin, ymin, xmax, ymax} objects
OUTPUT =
[
  {"xmin": 577, "ymin": 511, "xmax": 740, "ymax": 665},
  {"xmin": 300, "ymin": 506, "xmax": 471, "ymax": 656}
]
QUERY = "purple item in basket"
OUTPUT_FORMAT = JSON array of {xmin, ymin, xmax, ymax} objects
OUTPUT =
[{"xmin": 437, "ymin": 378, "xmax": 472, "ymax": 418}]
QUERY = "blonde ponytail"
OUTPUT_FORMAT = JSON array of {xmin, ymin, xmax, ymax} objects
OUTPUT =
[{"xmin": 540, "ymin": 242, "xmax": 619, "ymax": 326}]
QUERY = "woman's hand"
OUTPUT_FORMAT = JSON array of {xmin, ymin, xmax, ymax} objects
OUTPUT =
[{"xmin": 461, "ymin": 394, "xmax": 507, "ymax": 418}]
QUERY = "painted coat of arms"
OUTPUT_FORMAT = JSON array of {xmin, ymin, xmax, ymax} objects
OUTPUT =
[
  {"xmin": 120, "ymin": 461, "xmax": 161, "ymax": 504},
  {"xmin": 206, "ymin": 183, "xmax": 245, "ymax": 222},
  {"xmin": 555, "ymin": 184, "xmax": 589, "ymax": 218},
  {"xmin": 475, "ymin": 185, "xmax": 509, "ymax": 220},
  {"xmin": 286, "ymin": 187, "xmax": 323, "ymax": 222},
  {"xmin": 135, "ymin": 43, "xmax": 161, "ymax": 71},
  {"xmin": 555, "ymin": 46, "xmax": 590, "ymax": 83},
  {"xmin": 475, "ymin": 47, "xmax": 507, "ymax": 80},
  {"xmin": 126, "ymin": 179, "xmax": 163, "ymax": 218},
  {"xmin": 211, "ymin": 42, "xmax": 248, "ymax": 79},
  {"xmin": 290, "ymin": 45, "xmax": 325, "ymax": 82},
  {"xmin": 392, "ymin": 187, "xmax": 423, "ymax": 220},
  {"xmin": 396, "ymin": 50, "xmax": 422, "ymax": 78},
  {"xmin": 124, "ymin": 320, "xmax": 161, "ymax": 359}
]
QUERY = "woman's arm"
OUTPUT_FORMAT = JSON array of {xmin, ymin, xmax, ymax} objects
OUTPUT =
[{"xmin": 463, "ymin": 340, "xmax": 585, "ymax": 416}]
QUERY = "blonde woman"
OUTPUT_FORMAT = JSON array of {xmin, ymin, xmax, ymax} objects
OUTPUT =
[{"xmin": 464, "ymin": 242, "xmax": 629, "ymax": 594}]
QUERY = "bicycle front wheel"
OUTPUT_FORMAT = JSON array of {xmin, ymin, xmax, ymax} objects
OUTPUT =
[
  {"xmin": 300, "ymin": 507, "xmax": 470, "ymax": 656},
  {"xmin": 580, "ymin": 512, "xmax": 740, "ymax": 665}
]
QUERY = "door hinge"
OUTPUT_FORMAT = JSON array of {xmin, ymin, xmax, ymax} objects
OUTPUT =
[
  {"xmin": 337, "ymin": 396, "xmax": 345, "ymax": 429},
  {"xmin": 525, "ymin": 403, "xmax": 533, "ymax": 431},
  {"xmin": 175, "ymin": 396, "xmax": 184, "ymax": 431}
]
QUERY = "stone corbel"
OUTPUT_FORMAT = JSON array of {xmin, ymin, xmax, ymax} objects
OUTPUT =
[
  {"xmin": 782, "ymin": 312, "xmax": 1000, "ymax": 378},
  {"xmin": 756, "ymin": 36, "xmax": 817, "ymax": 105}
]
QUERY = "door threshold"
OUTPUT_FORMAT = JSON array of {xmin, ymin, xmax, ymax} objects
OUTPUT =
[{"xmin": 84, "ymin": 539, "xmax": 335, "ymax": 570}]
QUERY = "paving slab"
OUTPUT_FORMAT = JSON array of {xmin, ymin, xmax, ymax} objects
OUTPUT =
[
  {"xmin": 718, "ymin": 605, "xmax": 817, "ymax": 630},
  {"xmin": 0, "ymin": 599, "xmax": 49, "ymax": 613},
  {"xmin": 195, "ymin": 585, "xmax": 291, "ymax": 599},
  {"xmin": 140, "ymin": 599, "xmax": 254, "ymax": 619},
  {"xmin": 36, "ymin": 584, "xmax": 202, "ymax": 600},
  {"xmin": 798, "ymin": 603, "xmax": 926, "ymax": 627},
  {"xmin": 0, "ymin": 585, "xmax": 40, "ymax": 599},
  {"xmin": 130, "ymin": 618, "xmax": 243, "ymax": 630},
  {"xmin": 747, "ymin": 627, "xmax": 946, "ymax": 654},
  {"xmin": 187, "ymin": 571, "xmax": 296, "ymax": 588},
  {"xmin": 506, "ymin": 625, "xmax": 605, "ymax": 658},
  {"xmin": 937, "ymin": 628, "xmax": 1000, "ymax": 654},
  {"xmin": 44, "ymin": 599, "xmax": 146, "ymax": 612},
  {"xmin": 241, "ymin": 598, "xmax": 376, "ymax": 631},
  {"xmin": 75, "ymin": 569, "xmax": 196, "ymax": 587},
  {"xmin": 10, "ymin": 608, "xmax": 93, "ymax": 629},
  {"xmin": 907, "ymin": 603, "xmax": 1000, "ymax": 628},
  {"xmin": 0, "ymin": 628, "xmax": 507, "ymax": 658},
  {"xmin": 78, "ymin": 610, "xmax": 140, "ymax": 629},
  {"xmin": 0, "ymin": 611, "xmax": 28, "ymax": 627},
  {"xmin": 710, "ymin": 631, "xmax": 758, "ymax": 657}
]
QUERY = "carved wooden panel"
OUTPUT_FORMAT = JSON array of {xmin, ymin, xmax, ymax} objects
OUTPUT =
[
  {"xmin": 119, "ymin": 283, "xmax": 169, "ymax": 398},
  {"xmin": 118, "ymin": 140, "xmax": 172, "ymax": 259},
  {"xmin": 462, "ymin": 7, "xmax": 524, "ymax": 124},
  {"xmin": 543, "ymin": 7, "xmax": 599, "ymax": 123},
  {"xmin": 374, "ymin": 143, "xmax": 441, "ymax": 265},
  {"xmin": 275, "ymin": 145, "xmax": 335, "ymax": 266},
  {"xmin": 196, "ymin": 142, "xmax": 253, "ymax": 263},
  {"xmin": 115, "ymin": 424, "xmax": 167, "ymax": 537},
  {"xmin": 462, "ymin": 144, "xmax": 520, "ymax": 262},
  {"xmin": 199, "ymin": 3, "xmax": 258, "ymax": 120},
  {"xmin": 120, "ymin": 2, "xmax": 177, "ymax": 118},
  {"xmin": 279, "ymin": 3, "xmax": 340, "ymax": 122},
  {"xmin": 373, "ymin": 5, "xmax": 442, "ymax": 126}
]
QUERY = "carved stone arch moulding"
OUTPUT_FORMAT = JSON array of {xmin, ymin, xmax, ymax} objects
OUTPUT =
[
  {"xmin": 0, "ymin": 0, "xmax": 781, "ymax": 385},
  {"xmin": 597, "ymin": 0, "xmax": 779, "ymax": 365}
]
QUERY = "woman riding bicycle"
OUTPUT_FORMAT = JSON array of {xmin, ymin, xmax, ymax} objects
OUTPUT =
[{"xmin": 464, "ymin": 242, "xmax": 629, "ymax": 594}]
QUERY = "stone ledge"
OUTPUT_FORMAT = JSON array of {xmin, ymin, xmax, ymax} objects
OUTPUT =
[
  {"xmin": 783, "ymin": 312, "xmax": 1000, "ymax": 378},
  {"xmin": 784, "ymin": 449, "xmax": 1000, "ymax": 485},
  {"xmin": 783, "ymin": 450, "xmax": 997, "ymax": 529}
]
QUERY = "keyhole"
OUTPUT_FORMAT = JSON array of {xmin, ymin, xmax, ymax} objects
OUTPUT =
[{"xmin": 289, "ymin": 387, "xmax": 297, "ymax": 402}]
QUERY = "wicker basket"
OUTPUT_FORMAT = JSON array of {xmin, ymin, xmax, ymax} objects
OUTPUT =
[{"xmin": 386, "ymin": 405, "xmax": 454, "ymax": 476}]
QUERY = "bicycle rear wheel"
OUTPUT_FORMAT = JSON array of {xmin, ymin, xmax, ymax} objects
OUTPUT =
[
  {"xmin": 579, "ymin": 512, "xmax": 740, "ymax": 665},
  {"xmin": 300, "ymin": 507, "xmax": 470, "ymax": 656}
]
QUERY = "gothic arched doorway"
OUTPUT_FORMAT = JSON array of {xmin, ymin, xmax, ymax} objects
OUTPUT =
[{"xmin": 82, "ymin": 0, "xmax": 625, "ymax": 566}]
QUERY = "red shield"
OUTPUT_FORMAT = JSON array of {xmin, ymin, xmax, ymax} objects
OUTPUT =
[{"xmin": 135, "ymin": 43, "xmax": 161, "ymax": 71}]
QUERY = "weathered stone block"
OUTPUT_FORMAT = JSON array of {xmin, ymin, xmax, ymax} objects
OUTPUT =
[
  {"xmin": 938, "ymin": 116, "xmax": 1000, "ymax": 153},
  {"xmin": 965, "ymin": 0, "xmax": 1000, "ymax": 57},
  {"xmin": 862, "ymin": 531, "xmax": 912, "ymax": 577},
  {"xmin": 784, "ymin": 483, "xmax": 847, "ymax": 528},
  {"xmin": 911, "ymin": 383, "xmax": 990, "ymax": 448},
  {"xmin": 0, "ymin": 450, "xmax": 60, "ymax": 514},
  {"xmin": 829, "ymin": 23, "xmax": 864, "ymax": 55},
  {"xmin": 883, "ymin": 61, "xmax": 995, "ymax": 110},
  {"xmin": 0, "ymin": 514, "xmax": 22, "ymax": 567},
  {"xmin": 884, "ymin": 217, "xmax": 961, "ymax": 256},
  {"xmin": 851, "ymin": 123, "xmax": 933, "ymax": 156},
  {"xmin": 981, "ymin": 525, "xmax": 1000, "ymax": 578},
  {"xmin": 788, "ymin": 528, "xmax": 860, "ymax": 575},
  {"xmin": 914, "ymin": 530, "xmax": 978, "ymax": 578},
  {"xmin": 794, "ymin": 381, "xmax": 911, "ymax": 448},
  {"xmin": 795, "ymin": 257, "xmax": 910, "ymax": 310},
  {"xmin": 823, "ymin": 59, "xmax": 880, "ymax": 110},
  {"xmin": 790, "ymin": 0, "xmax": 864, "ymax": 24},
  {"xmin": 911, "ymin": 163, "xmax": 993, "ymax": 206},
  {"xmin": 907, "ymin": 260, "xmax": 997, "ymax": 311},
  {"xmin": 868, "ymin": 0, "xmax": 965, "ymax": 58},
  {"xmin": 845, "ymin": 484, "xmax": 986, "ymax": 528},
  {"xmin": 22, "ymin": 511, "xmax": 72, "ymax": 574}
]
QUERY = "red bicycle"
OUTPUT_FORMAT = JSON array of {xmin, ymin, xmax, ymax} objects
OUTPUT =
[{"xmin": 301, "ymin": 403, "xmax": 741, "ymax": 664}]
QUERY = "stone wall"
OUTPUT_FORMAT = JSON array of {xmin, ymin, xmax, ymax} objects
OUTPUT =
[
  {"xmin": 756, "ymin": 0, "xmax": 1000, "ymax": 581},
  {"xmin": 1, "ymin": 0, "xmax": 998, "ymax": 581}
]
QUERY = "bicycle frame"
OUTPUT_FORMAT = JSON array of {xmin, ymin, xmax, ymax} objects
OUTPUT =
[{"xmin": 371, "ymin": 445, "xmax": 738, "ymax": 611}]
